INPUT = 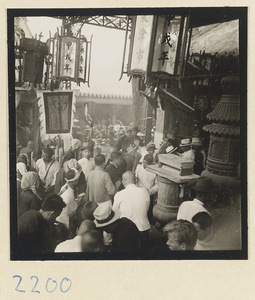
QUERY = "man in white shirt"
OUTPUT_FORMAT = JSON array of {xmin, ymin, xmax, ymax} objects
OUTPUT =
[
  {"xmin": 113, "ymin": 171, "xmax": 151, "ymax": 242},
  {"xmin": 35, "ymin": 147, "xmax": 60, "ymax": 195},
  {"xmin": 78, "ymin": 142, "xmax": 95, "ymax": 181},
  {"xmin": 135, "ymin": 154, "xmax": 158, "ymax": 225},
  {"xmin": 135, "ymin": 154, "xmax": 158, "ymax": 196},
  {"xmin": 55, "ymin": 220, "xmax": 96, "ymax": 252},
  {"xmin": 56, "ymin": 168, "xmax": 80, "ymax": 228},
  {"xmin": 177, "ymin": 177, "xmax": 215, "ymax": 222}
]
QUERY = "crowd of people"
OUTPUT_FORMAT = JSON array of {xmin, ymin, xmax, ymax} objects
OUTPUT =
[{"xmin": 16, "ymin": 123, "xmax": 240, "ymax": 255}]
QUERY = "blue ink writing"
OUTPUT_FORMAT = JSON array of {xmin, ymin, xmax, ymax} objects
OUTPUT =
[
  {"xmin": 13, "ymin": 275, "xmax": 25, "ymax": 293},
  {"xmin": 60, "ymin": 277, "xmax": 72, "ymax": 293},
  {"xmin": 46, "ymin": 278, "xmax": 58, "ymax": 293},
  {"xmin": 30, "ymin": 276, "xmax": 40, "ymax": 293},
  {"xmin": 13, "ymin": 275, "xmax": 72, "ymax": 294}
]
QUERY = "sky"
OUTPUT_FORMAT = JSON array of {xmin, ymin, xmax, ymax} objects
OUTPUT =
[
  {"xmin": 26, "ymin": 17, "xmax": 132, "ymax": 96},
  {"xmin": 25, "ymin": 16, "xmax": 239, "ymax": 96},
  {"xmin": 26, "ymin": 17, "xmax": 128, "ymax": 66}
]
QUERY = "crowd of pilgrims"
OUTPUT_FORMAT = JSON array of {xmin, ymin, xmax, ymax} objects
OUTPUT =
[{"xmin": 16, "ymin": 123, "xmax": 240, "ymax": 254}]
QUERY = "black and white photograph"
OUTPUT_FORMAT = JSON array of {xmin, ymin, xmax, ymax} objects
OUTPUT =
[{"xmin": 8, "ymin": 7, "xmax": 247, "ymax": 261}]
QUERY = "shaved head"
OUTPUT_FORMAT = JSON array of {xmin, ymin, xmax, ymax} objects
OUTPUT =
[
  {"xmin": 122, "ymin": 171, "xmax": 135, "ymax": 187},
  {"xmin": 78, "ymin": 220, "xmax": 96, "ymax": 236},
  {"xmin": 81, "ymin": 230, "xmax": 104, "ymax": 252}
]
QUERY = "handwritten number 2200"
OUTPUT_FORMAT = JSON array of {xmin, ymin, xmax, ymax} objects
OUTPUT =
[{"xmin": 13, "ymin": 275, "xmax": 72, "ymax": 293}]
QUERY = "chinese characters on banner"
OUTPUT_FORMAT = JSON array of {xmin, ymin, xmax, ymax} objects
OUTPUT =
[
  {"xmin": 77, "ymin": 38, "xmax": 87, "ymax": 82},
  {"xmin": 151, "ymin": 15, "xmax": 182, "ymax": 75},
  {"xmin": 59, "ymin": 37, "xmax": 77, "ymax": 79},
  {"xmin": 44, "ymin": 92, "xmax": 73, "ymax": 133},
  {"xmin": 129, "ymin": 15, "xmax": 154, "ymax": 74}
]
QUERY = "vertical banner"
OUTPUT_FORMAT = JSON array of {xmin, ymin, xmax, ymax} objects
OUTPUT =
[
  {"xmin": 129, "ymin": 15, "xmax": 154, "ymax": 75},
  {"xmin": 151, "ymin": 15, "xmax": 182, "ymax": 76},
  {"xmin": 43, "ymin": 92, "xmax": 73, "ymax": 134}
]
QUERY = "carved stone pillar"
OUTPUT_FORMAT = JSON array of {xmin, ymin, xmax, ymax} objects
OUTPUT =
[{"xmin": 202, "ymin": 76, "xmax": 241, "ymax": 208}]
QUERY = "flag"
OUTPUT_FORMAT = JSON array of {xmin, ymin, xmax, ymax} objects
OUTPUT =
[{"xmin": 84, "ymin": 104, "xmax": 93, "ymax": 127}]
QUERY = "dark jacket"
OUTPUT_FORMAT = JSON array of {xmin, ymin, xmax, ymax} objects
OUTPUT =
[
  {"xmin": 18, "ymin": 189, "xmax": 42, "ymax": 217},
  {"xmin": 99, "ymin": 218, "xmax": 140, "ymax": 252}
]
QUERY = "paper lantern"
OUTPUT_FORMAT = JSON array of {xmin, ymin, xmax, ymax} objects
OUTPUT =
[
  {"xmin": 127, "ymin": 14, "xmax": 190, "ymax": 80},
  {"xmin": 47, "ymin": 32, "xmax": 91, "ymax": 85}
]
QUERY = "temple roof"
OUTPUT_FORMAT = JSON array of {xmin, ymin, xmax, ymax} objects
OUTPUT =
[{"xmin": 190, "ymin": 19, "xmax": 239, "ymax": 55}]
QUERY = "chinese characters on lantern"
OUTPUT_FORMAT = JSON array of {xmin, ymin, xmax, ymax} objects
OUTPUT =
[
  {"xmin": 77, "ymin": 38, "xmax": 87, "ymax": 81},
  {"xmin": 47, "ymin": 33, "xmax": 91, "ymax": 85},
  {"xmin": 151, "ymin": 15, "xmax": 182, "ymax": 75},
  {"xmin": 59, "ymin": 37, "xmax": 77, "ymax": 79},
  {"xmin": 128, "ymin": 15, "xmax": 185, "ymax": 78}
]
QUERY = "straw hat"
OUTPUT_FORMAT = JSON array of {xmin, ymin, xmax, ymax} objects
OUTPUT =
[
  {"xmin": 65, "ymin": 168, "xmax": 80, "ymax": 183},
  {"xmin": 63, "ymin": 159, "xmax": 82, "ymax": 174},
  {"xmin": 81, "ymin": 142, "xmax": 93, "ymax": 150},
  {"xmin": 137, "ymin": 132, "xmax": 145, "ymax": 137},
  {"xmin": 179, "ymin": 138, "xmax": 191, "ymax": 146},
  {"xmin": 146, "ymin": 142, "xmax": 157, "ymax": 150},
  {"xmin": 191, "ymin": 137, "xmax": 203, "ymax": 146},
  {"xmin": 93, "ymin": 200, "xmax": 120, "ymax": 227},
  {"xmin": 71, "ymin": 139, "xmax": 82, "ymax": 150}
]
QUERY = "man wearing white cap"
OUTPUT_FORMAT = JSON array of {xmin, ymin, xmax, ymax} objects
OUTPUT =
[
  {"xmin": 54, "ymin": 159, "xmax": 87, "ymax": 200},
  {"xmin": 56, "ymin": 168, "xmax": 80, "ymax": 228},
  {"xmin": 78, "ymin": 142, "xmax": 95, "ymax": 181},
  {"xmin": 178, "ymin": 138, "xmax": 195, "ymax": 161},
  {"xmin": 63, "ymin": 138, "xmax": 82, "ymax": 162}
]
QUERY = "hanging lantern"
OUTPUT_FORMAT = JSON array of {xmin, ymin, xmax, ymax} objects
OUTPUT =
[
  {"xmin": 47, "ymin": 31, "xmax": 92, "ymax": 87},
  {"xmin": 149, "ymin": 15, "xmax": 189, "ymax": 78},
  {"xmin": 126, "ymin": 14, "xmax": 190, "ymax": 81}
]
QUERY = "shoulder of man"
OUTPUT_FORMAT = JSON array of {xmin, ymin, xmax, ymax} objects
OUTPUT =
[
  {"xmin": 53, "ymin": 159, "xmax": 60, "ymax": 166},
  {"xmin": 35, "ymin": 157, "xmax": 43, "ymax": 164}
]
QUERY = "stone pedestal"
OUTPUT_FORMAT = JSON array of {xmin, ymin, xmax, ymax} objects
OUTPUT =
[
  {"xmin": 146, "ymin": 164, "xmax": 199, "ymax": 225},
  {"xmin": 153, "ymin": 176, "xmax": 180, "ymax": 224}
]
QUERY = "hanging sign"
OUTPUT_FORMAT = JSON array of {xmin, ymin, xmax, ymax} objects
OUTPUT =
[
  {"xmin": 43, "ymin": 92, "xmax": 73, "ymax": 134},
  {"xmin": 151, "ymin": 15, "xmax": 182, "ymax": 76},
  {"xmin": 129, "ymin": 15, "xmax": 154, "ymax": 75},
  {"xmin": 47, "ymin": 33, "xmax": 91, "ymax": 85}
]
